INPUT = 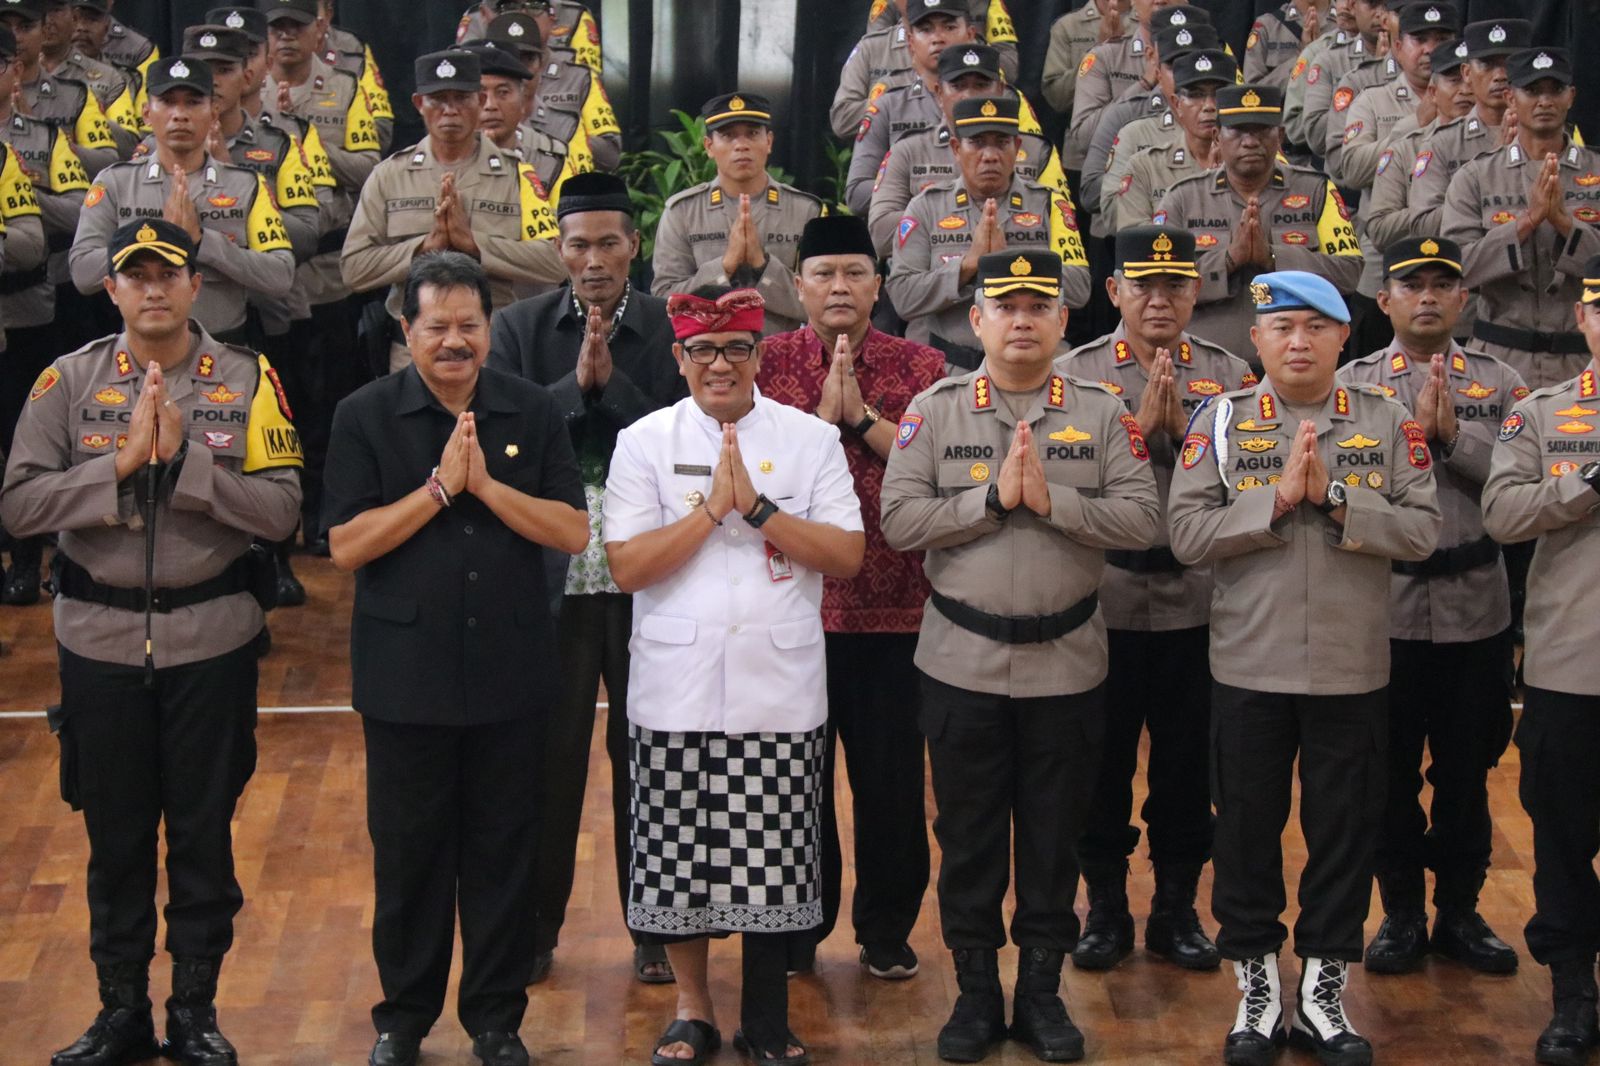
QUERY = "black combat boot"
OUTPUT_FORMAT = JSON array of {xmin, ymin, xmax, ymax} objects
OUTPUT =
[
  {"xmin": 937, "ymin": 948, "xmax": 1006, "ymax": 1063},
  {"xmin": 1145, "ymin": 862, "xmax": 1220, "ymax": 970},
  {"xmin": 1362, "ymin": 871, "xmax": 1428, "ymax": 974},
  {"xmin": 1011, "ymin": 947, "xmax": 1084, "ymax": 1062},
  {"xmin": 51, "ymin": 961, "xmax": 161, "ymax": 1066},
  {"xmin": 162, "ymin": 957, "xmax": 238, "ymax": 1065},
  {"xmin": 1070, "ymin": 861, "xmax": 1133, "ymax": 971},
  {"xmin": 1535, "ymin": 959, "xmax": 1600, "ymax": 1066}
]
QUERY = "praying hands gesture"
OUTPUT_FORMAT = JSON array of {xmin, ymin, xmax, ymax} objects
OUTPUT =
[
  {"xmin": 998, "ymin": 421, "xmax": 1052, "ymax": 517},
  {"xmin": 707, "ymin": 423, "xmax": 758, "ymax": 520},
  {"xmin": 814, "ymin": 332, "xmax": 865, "ymax": 425},
  {"xmin": 1134, "ymin": 348, "xmax": 1188, "ymax": 440},
  {"xmin": 1272, "ymin": 420, "xmax": 1338, "ymax": 521},
  {"xmin": 1412, "ymin": 353, "xmax": 1459, "ymax": 446},
  {"xmin": 721, "ymin": 194, "xmax": 769, "ymax": 278},
  {"xmin": 164, "ymin": 167, "xmax": 202, "ymax": 243},
  {"xmin": 575, "ymin": 303, "xmax": 614, "ymax": 392}
]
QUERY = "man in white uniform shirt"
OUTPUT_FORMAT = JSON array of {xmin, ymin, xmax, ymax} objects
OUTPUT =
[{"xmin": 602, "ymin": 286, "xmax": 865, "ymax": 1066}]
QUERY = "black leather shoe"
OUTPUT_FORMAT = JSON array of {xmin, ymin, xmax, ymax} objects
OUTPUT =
[
  {"xmin": 1072, "ymin": 861, "xmax": 1133, "ymax": 971},
  {"xmin": 1146, "ymin": 862, "xmax": 1220, "ymax": 971},
  {"xmin": 1431, "ymin": 910, "xmax": 1518, "ymax": 974},
  {"xmin": 274, "ymin": 560, "xmax": 306, "ymax": 607},
  {"xmin": 368, "ymin": 1032, "xmax": 421, "ymax": 1066},
  {"xmin": 2, "ymin": 564, "xmax": 40, "ymax": 605},
  {"xmin": 471, "ymin": 1031, "xmax": 530, "ymax": 1066},
  {"xmin": 1363, "ymin": 912, "xmax": 1428, "ymax": 974},
  {"xmin": 1537, "ymin": 961, "xmax": 1600, "ymax": 1066},
  {"xmin": 1011, "ymin": 948, "xmax": 1085, "ymax": 1062},
  {"xmin": 51, "ymin": 961, "xmax": 162, "ymax": 1066},
  {"xmin": 938, "ymin": 949, "xmax": 1006, "ymax": 1063},
  {"xmin": 162, "ymin": 957, "xmax": 237, "ymax": 1065}
]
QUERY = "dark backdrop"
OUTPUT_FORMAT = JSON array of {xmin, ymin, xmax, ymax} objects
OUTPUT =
[{"xmin": 116, "ymin": 0, "xmax": 1596, "ymax": 192}]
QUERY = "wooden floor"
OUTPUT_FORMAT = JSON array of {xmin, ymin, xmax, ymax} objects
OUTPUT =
[{"xmin": 0, "ymin": 556, "xmax": 1562, "ymax": 1064}]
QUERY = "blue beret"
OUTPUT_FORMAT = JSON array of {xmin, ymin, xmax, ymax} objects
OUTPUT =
[{"xmin": 1248, "ymin": 270, "xmax": 1350, "ymax": 323}]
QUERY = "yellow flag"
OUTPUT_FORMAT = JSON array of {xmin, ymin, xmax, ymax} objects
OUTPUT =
[
  {"xmin": 517, "ymin": 163, "xmax": 559, "ymax": 241},
  {"xmin": 244, "ymin": 354, "xmax": 303, "ymax": 472},
  {"xmin": 246, "ymin": 173, "xmax": 292, "ymax": 253},
  {"xmin": 1316, "ymin": 180, "xmax": 1361, "ymax": 257}
]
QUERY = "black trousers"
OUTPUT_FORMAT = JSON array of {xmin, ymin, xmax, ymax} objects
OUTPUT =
[
  {"xmin": 276, "ymin": 297, "xmax": 364, "ymax": 539},
  {"xmin": 1210, "ymin": 683, "xmax": 1386, "ymax": 962},
  {"xmin": 1079, "ymin": 625, "xmax": 1215, "ymax": 868},
  {"xmin": 1517, "ymin": 688, "xmax": 1600, "ymax": 966},
  {"xmin": 1376, "ymin": 632, "xmax": 1515, "ymax": 910},
  {"xmin": 57, "ymin": 641, "xmax": 259, "ymax": 965},
  {"xmin": 812, "ymin": 632, "xmax": 929, "ymax": 948},
  {"xmin": 533, "ymin": 591, "xmax": 635, "ymax": 954},
  {"xmin": 362, "ymin": 713, "xmax": 539, "ymax": 1037},
  {"xmin": 921, "ymin": 673, "xmax": 1104, "ymax": 952}
]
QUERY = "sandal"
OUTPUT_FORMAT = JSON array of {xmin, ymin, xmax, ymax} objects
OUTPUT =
[
  {"xmin": 635, "ymin": 943, "xmax": 677, "ymax": 984},
  {"xmin": 650, "ymin": 1018, "xmax": 721, "ymax": 1066},
  {"xmin": 733, "ymin": 1027, "xmax": 810, "ymax": 1065}
]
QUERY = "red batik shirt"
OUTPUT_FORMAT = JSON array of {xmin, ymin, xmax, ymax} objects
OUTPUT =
[{"xmin": 757, "ymin": 325, "xmax": 946, "ymax": 633}]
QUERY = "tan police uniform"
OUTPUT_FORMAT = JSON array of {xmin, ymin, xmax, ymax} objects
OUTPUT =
[
  {"xmin": 1283, "ymin": 33, "xmax": 1369, "ymax": 151},
  {"xmin": 261, "ymin": 56, "xmax": 380, "ymax": 308},
  {"xmin": 96, "ymin": 16, "xmax": 157, "ymax": 77},
  {"xmin": 1059, "ymin": 324, "xmax": 1252, "ymax": 630},
  {"xmin": 319, "ymin": 25, "xmax": 393, "ymax": 152},
  {"xmin": 0, "ymin": 141, "xmax": 47, "ymax": 347},
  {"xmin": 831, "ymin": 23, "xmax": 919, "ymax": 141},
  {"xmin": 340, "ymin": 133, "xmax": 564, "ymax": 368},
  {"xmin": 18, "ymin": 71, "xmax": 119, "ymax": 177},
  {"xmin": 44, "ymin": 50, "xmax": 139, "ymax": 133},
  {"xmin": 512, "ymin": 120, "xmax": 578, "ymax": 195},
  {"xmin": 1483, "ymin": 361, "xmax": 1600, "ymax": 693},
  {"xmin": 1402, "ymin": 108, "xmax": 1507, "ymax": 239},
  {"xmin": 1095, "ymin": 107, "xmax": 1178, "ymax": 212},
  {"xmin": 1084, "ymin": 90, "xmax": 1171, "ymax": 231},
  {"xmin": 867, "ymin": 122, "xmax": 1064, "ymax": 256},
  {"xmin": 886, "ymin": 178, "xmax": 1091, "ymax": 359},
  {"xmin": 1441, "ymin": 140, "xmax": 1600, "ymax": 387},
  {"xmin": 1041, "ymin": 2, "xmax": 1136, "ymax": 117},
  {"xmin": 1244, "ymin": 3, "xmax": 1325, "ymax": 89},
  {"xmin": 650, "ymin": 177, "xmax": 823, "ymax": 337},
  {"xmin": 1362, "ymin": 119, "xmax": 1432, "ymax": 250},
  {"xmin": 1106, "ymin": 134, "xmax": 1200, "ymax": 233},
  {"xmin": 1, "ymin": 109, "xmax": 90, "ymax": 294},
  {"xmin": 1306, "ymin": 52, "xmax": 1396, "ymax": 161},
  {"xmin": 1324, "ymin": 74, "xmax": 1418, "ymax": 192},
  {"xmin": 532, "ymin": 51, "xmax": 620, "ymax": 172},
  {"xmin": 1066, "ymin": 33, "xmax": 1150, "ymax": 171},
  {"xmin": 1339, "ymin": 341, "xmax": 1527, "ymax": 640},
  {"xmin": 457, "ymin": 0, "xmax": 602, "ymax": 72},
  {"xmin": 69, "ymin": 158, "xmax": 294, "ymax": 337},
  {"xmin": 1154, "ymin": 165, "xmax": 1362, "ymax": 358}
]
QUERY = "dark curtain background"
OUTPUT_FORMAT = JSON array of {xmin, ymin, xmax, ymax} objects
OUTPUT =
[{"xmin": 114, "ymin": 0, "xmax": 1595, "ymax": 193}]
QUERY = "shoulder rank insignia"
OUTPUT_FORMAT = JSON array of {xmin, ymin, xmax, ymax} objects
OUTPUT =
[
  {"xmin": 1047, "ymin": 375, "xmax": 1065, "ymax": 408},
  {"xmin": 973, "ymin": 375, "xmax": 992, "ymax": 410},
  {"xmin": 1334, "ymin": 388, "xmax": 1350, "ymax": 415},
  {"xmin": 115, "ymin": 350, "xmax": 134, "ymax": 376},
  {"xmin": 1450, "ymin": 352, "xmax": 1467, "ymax": 374},
  {"xmin": 1580, "ymin": 369, "xmax": 1597, "ymax": 399},
  {"xmin": 196, "ymin": 353, "xmax": 216, "ymax": 378}
]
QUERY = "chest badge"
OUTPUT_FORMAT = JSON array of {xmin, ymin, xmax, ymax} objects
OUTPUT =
[
  {"xmin": 1048, "ymin": 426, "xmax": 1091, "ymax": 443},
  {"xmin": 759, "ymin": 459, "xmax": 774, "ymax": 473},
  {"xmin": 201, "ymin": 383, "xmax": 242, "ymax": 403},
  {"xmin": 1337, "ymin": 433, "xmax": 1380, "ymax": 449},
  {"xmin": 95, "ymin": 386, "xmax": 128, "ymax": 406},
  {"xmin": 970, "ymin": 462, "xmax": 990, "ymax": 482},
  {"xmin": 685, "ymin": 490, "xmax": 705, "ymax": 509},
  {"xmin": 1237, "ymin": 437, "xmax": 1278, "ymax": 453},
  {"xmin": 505, "ymin": 443, "xmax": 520, "ymax": 457}
]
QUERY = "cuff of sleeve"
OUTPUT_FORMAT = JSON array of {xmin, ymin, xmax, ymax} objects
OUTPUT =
[
  {"xmin": 1555, "ymin": 467, "xmax": 1600, "ymax": 520},
  {"xmin": 1242, "ymin": 485, "xmax": 1289, "ymax": 545},
  {"xmin": 168, "ymin": 442, "xmax": 215, "ymax": 511},
  {"xmin": 959, "ymin": 482, "xmax": 1002, "ymax": 531},
  {"xmin": 1044, "ymin": 482, "xmax": 1084, "ymax": 533},
  {"xmin": 1333, "ymin": 488, "xmax": 1379, "ymax": 550}
]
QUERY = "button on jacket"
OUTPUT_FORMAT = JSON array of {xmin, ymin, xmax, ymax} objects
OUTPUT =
[
  {"xmin": 1059, "ymin": 327, "xmax": 1252, "ymax": 631},
  {"xmin": 602, "ymin": 393, "xmax": 865, "ymax": 734},
  {"xmin": 880, "ymin": 366, "xmax": 1161, "ymax": 698},
  {"xmin": 1168, "ymin": 380, "xmax": 1442, "ymax": 695},
  {"xmin": 1482, "ymin": 363, "xmax": 1600, "ymax": 697},
  {"xmin": 0, "ymin": 325, "xmax": 303, "ymax": 667},
  {"xmin": 1340, "ymin": 343, "xmax": 1526, "ymax": 642},
  {"xmin": 322, "ymin": 365, "xmax": 586, "ymax": 725}
]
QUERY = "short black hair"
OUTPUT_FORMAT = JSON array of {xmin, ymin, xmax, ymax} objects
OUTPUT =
[
  {"xmin": 556, "ymin": 210, "xmax": 637, "ymax": 237},
  {"xmin": 401, "ymin": 251, "xmax": 493, "ymax": 321}
]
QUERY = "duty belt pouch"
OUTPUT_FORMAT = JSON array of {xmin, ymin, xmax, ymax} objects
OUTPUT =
[
  {"xmin": 45, "ymin": 703, "xmax": 81, "ymax": 811},
  {"xmin": 245, "ymin": 543, "xmax": 278, "ymax": 611}
]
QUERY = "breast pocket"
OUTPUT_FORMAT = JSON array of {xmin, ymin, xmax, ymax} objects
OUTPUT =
[
  {"xmin": 639, "ymin": 613, "xmax": 697, "ymax": 646},
  {"xmin": 937, "ymin": 457, "xmax": 997, "ymax": 494}
]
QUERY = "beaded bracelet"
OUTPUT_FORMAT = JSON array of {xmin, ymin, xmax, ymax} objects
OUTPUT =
[
  {"xmin": 702, "ymin": 503, "xmax": 722, "ymax": 527},
  {"xmin": 426, "ymin": 466, "xmax": 453, "ymax": 508}
]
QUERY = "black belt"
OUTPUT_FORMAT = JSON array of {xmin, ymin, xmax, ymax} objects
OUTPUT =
[
  {"xmin": 1391, "ymin": 534, "xmax": 1501, "ymax": 577},
  {"xmin": 315, "ymin": 226, "xmax": 350, "ymax": 256},
  {"xmin": 930, "ymin": 333, "xmax": 986, "ymax": 373},
  {"xmin": 1473, "ymin": 320, "xmax": 1589, "ymax": 355},
  {"xmin": 53, "ymin": 553, "xmax": 254, "ymax": 613},
  {"xmin": 930, "ymin": 589, "xmax": 1099, "ymax": 644},
  {"xmin": 1105, "ymin": 546, "xmax": 1185, "ymax": 574},
  {"xmin": 0, "ymin": 264, "xmax": 48, "ymax": 294}
]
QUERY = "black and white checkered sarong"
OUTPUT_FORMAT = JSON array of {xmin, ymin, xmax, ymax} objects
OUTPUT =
[{"xmin": 626, "ymin": 724, "xmax": 826, "ymax": 936}]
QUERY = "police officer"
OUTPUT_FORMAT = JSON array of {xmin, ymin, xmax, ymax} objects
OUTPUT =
[
  {"xmin": 1041, "ymin": 0, "xmax": 1135, "ymax": 121},
  {"xmin": 1154, "ymin": 84, "xmax": 1361, "ymax": 361},
  {"xmin": 1105, "ymin": 49, "xmax": 1233, "ymax": 233},
  {"xmin": 1442, "ymin": 47, "xmax": 1600, "ymax": 390},
  {"xmin": 888, "ymin": 96, "xmax": 1089, "ymax": 368},
  {"xmin": 1058, "ymin": 226, "xmax": 1250, "ymax": 974},
  {"xmin": 1245, "ymin": 0, "xmax": 1334, "ymax": 89},
  {"xmin": 1068, "ymin": 0, "xmax": 1202, "ymax": 172},
  {"xmin": 866, "ymin": 43, "xmax": 1065, "ymax": 255},
  {"xmin": 2, "ymin": 217, "xmax": 302, "ymax": 1066},
  {"xmin": 1168, "ymin": 270, "xmax": 1440, "ymax": 1066},
  {"xmin": 70, "ymin": 56, "xmax": 294, "ymax": 348},
  {"xmin": 881, "ymin": 249, "xmax": 1159, "ymax": 1063},
  {"xmin": 458, "ymin": 0, "xmax": 601, "ymax": 75},
  {"xmin": 37, "ymin": 0, "xmax": 140, "ymax": 144},
  {"xmin": 3, "ymin": 0, "xmax": 119, "ymax": 176},
  {"xmin": 0, "ymin": 21, "xmax": 85, "ymax": 605},
  {"xmin": 480, "ymin": 15, "xmax": 587, "ymax": 180},
  {"xmin": 312, "ymin": 0, "xmax": 392, "ymax": 151},
  {"xmin": 342, "ymin": 49, "xmax": 563, "ymax": 372},
  {"xmin": 1278, "ymin": 1, "xmax": 1357, "ymax": 152},
  {"xmin": 651, "ymin": 92, "xmax": 822, "ymax": 337},
  {"xmin": 1292, "ymin": 0, "xmax": 1394, "ymax": 161},
  {"xmin": 1482, "ymin": 257, "xmax": 1600, "ymax": 1066},
  {"xmin": 525, "ymin": 9, "xmax": 618, "ymax": 173},
  {"xmin": 831, "ymin": 0, "xmax": 1011, "ymax": 142},
  {"xmin": 1335, "ymin": 237, "xmax": 1522, "ymax": 978},
  {"xmin": 460, "ymin": 38, "xmax": 573, "ymax": 195},
  {"xmin": 65, "ymin": 0, "xmax": 153, "ymax": 80}
]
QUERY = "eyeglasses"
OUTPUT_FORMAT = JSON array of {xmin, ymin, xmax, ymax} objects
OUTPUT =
[{"xmin": 683, "ymin": 341, "xmax": 757, "ymax": 364}]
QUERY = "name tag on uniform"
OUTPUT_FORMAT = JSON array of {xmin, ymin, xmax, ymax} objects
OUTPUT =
[
  {"xmin": 674, "ymin": 463, "xmax": 712, "ymax": 476},
  {"xmin": 766, "ymin": 542, "xmax": 793, "ymax": 583}
]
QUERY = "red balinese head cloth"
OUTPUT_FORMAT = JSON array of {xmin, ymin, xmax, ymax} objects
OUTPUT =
[{"xmin": 667, "ymin": 289, "xmax": 766, "ymax": 340}]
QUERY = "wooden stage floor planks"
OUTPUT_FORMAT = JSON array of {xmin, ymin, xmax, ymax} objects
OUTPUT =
[{"xmin": 0, "ymin": 556, "xmax": 1565, "ymax": 1064}]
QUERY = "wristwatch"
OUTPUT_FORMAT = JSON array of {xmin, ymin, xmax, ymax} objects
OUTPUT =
[
  {"xmin": 1581, "ymin": 461, "xmax": 1600, "ymax": 496},
  {"xmin": 849, "ymin": 405, "xmax": 882, "ymax": 436},
  {"xmin": 985, "ymin": 482, "xmax": 1013, "ymax": 520},
  {"xmin": 743, "ymin": 493, "xmax": 780, "ymax": 528},
  {"xmin": 1318, "ymin": 480, "xmax": 1347, "ymax": 514}
]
